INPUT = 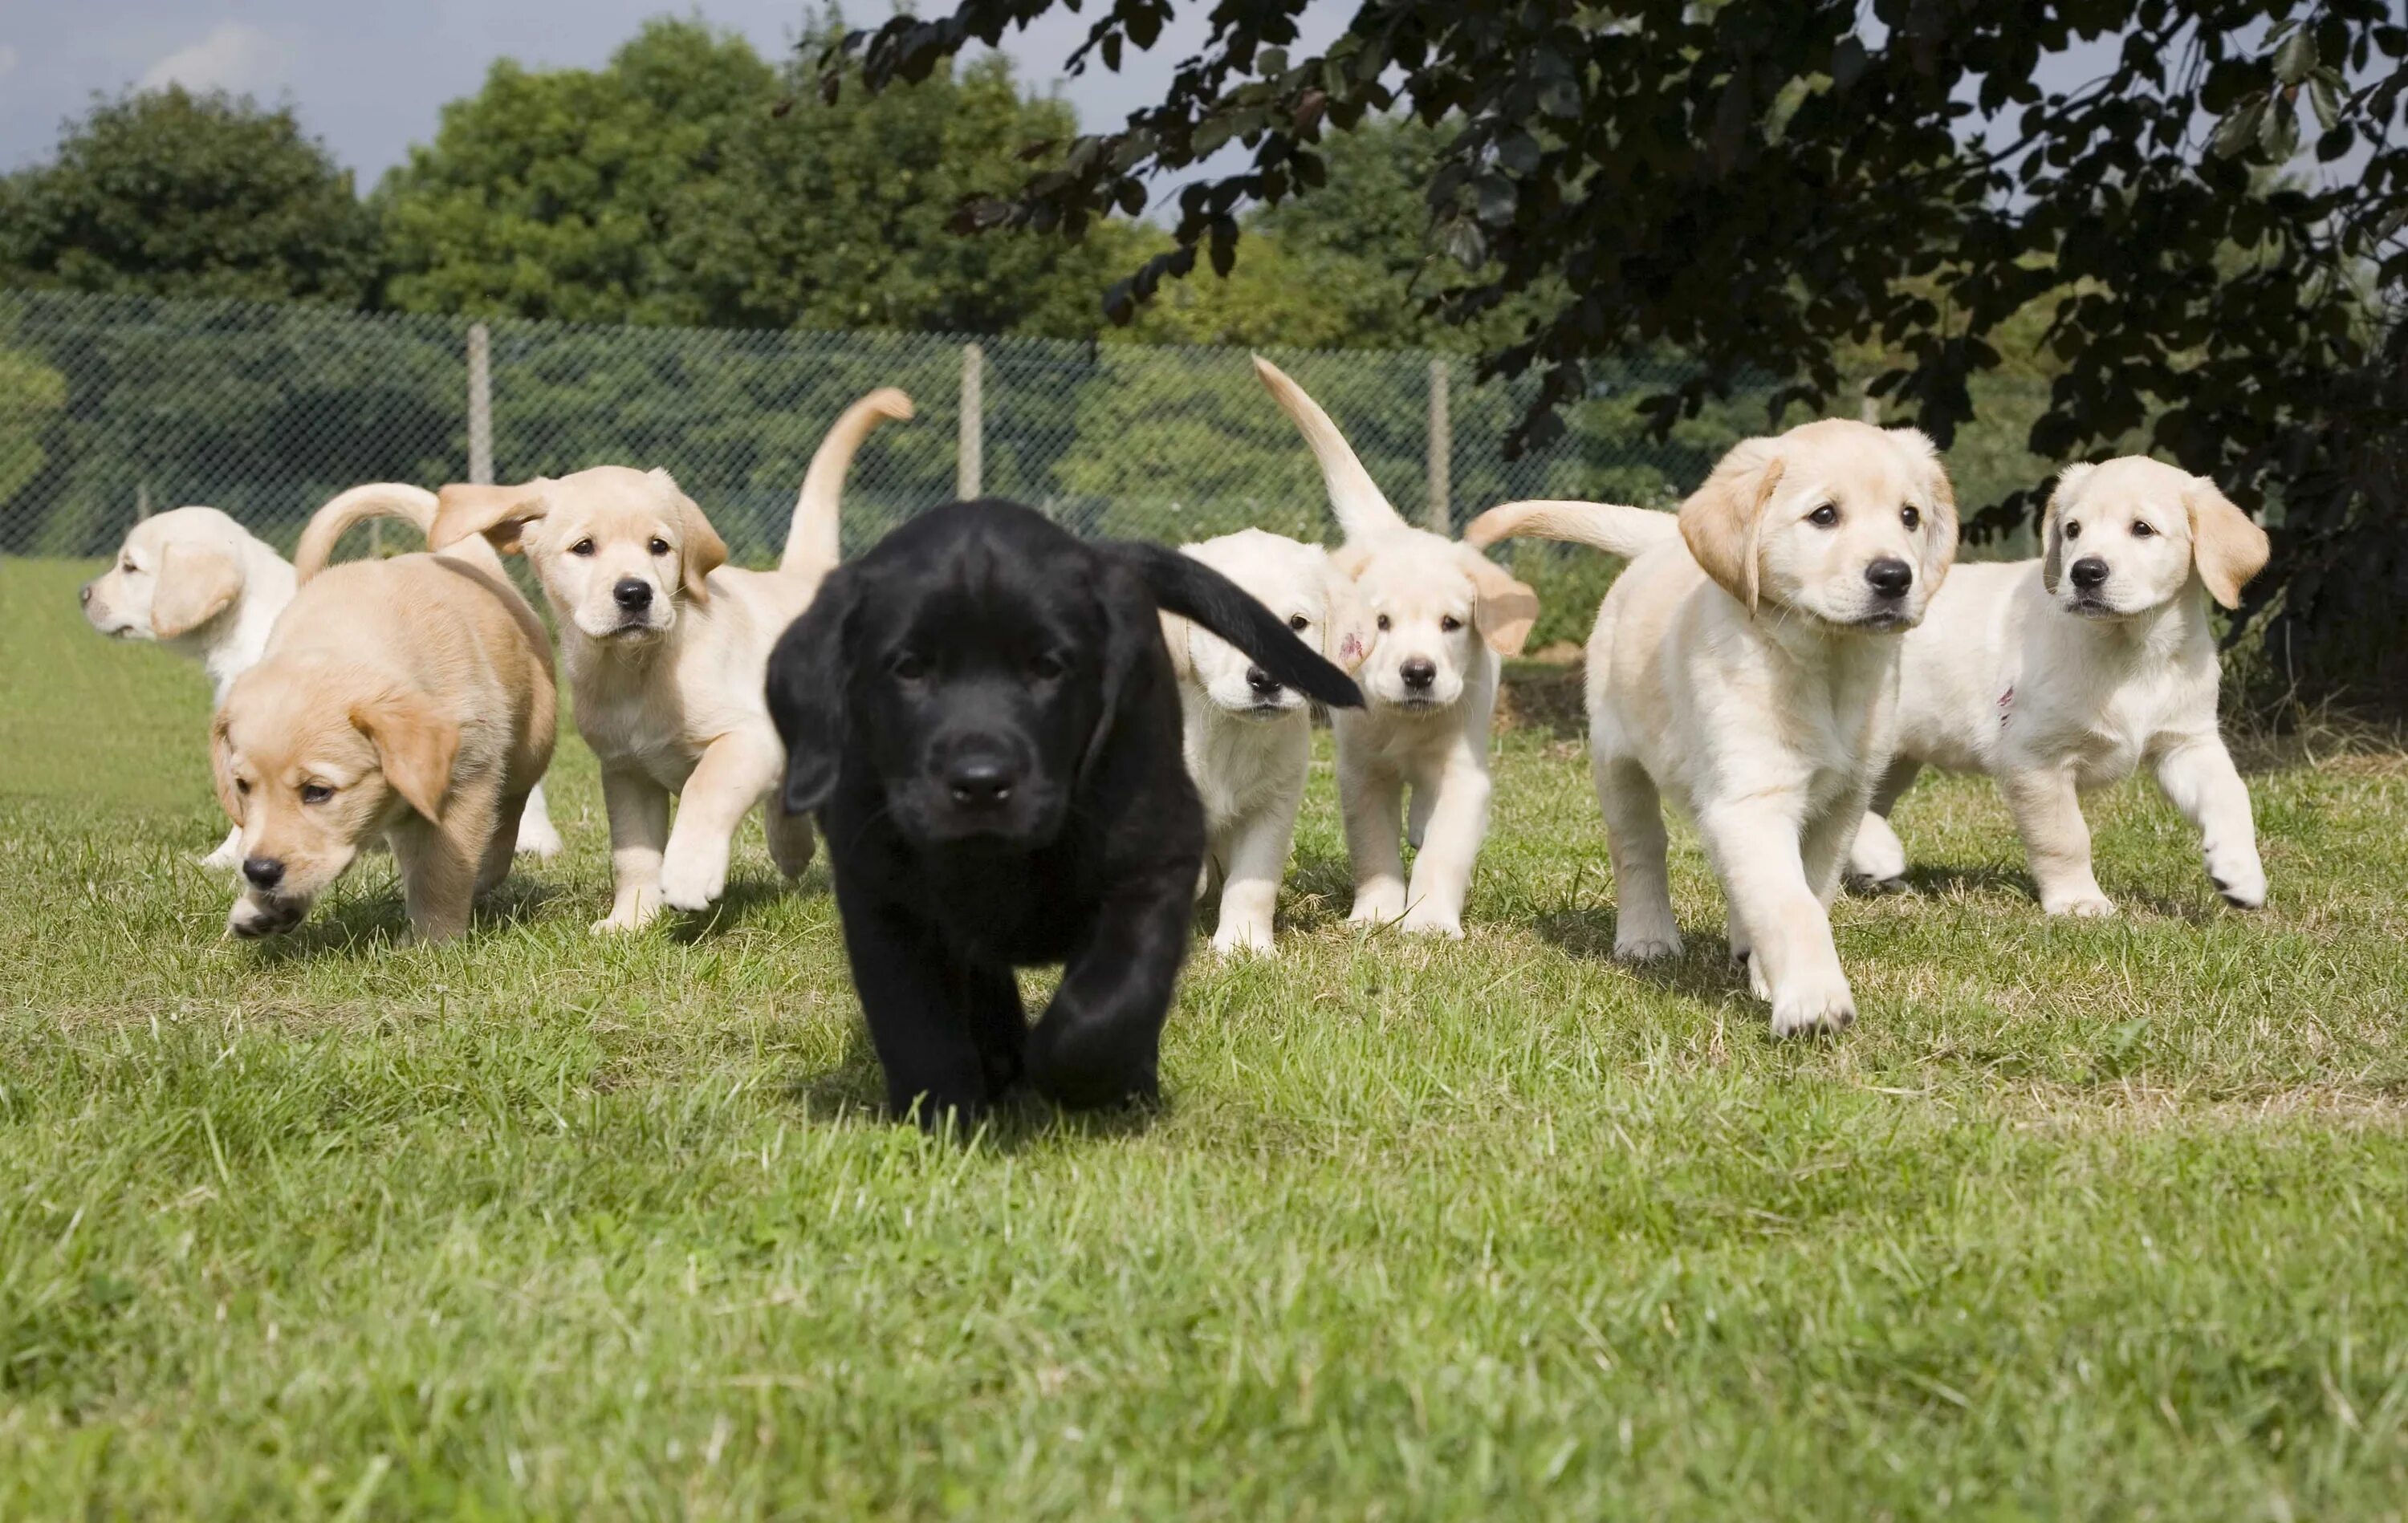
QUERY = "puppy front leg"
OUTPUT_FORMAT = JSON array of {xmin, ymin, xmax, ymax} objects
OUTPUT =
[
  {"xmin": 1399, "ymin": 758, "xmax": 1490, "ymax": 939},
  {"xmin": 660, "ymin": 732, "xmax": 784, "ymax": 913},
  {"xmin": 1027, "ymin": 870, "xmax": 1194, "ymax": 1110},
  {"xmin": 2000, "ymin": 767, "xmax": 2113, "ymax": 916},
  {"xmin": 835, "ymin": 883, "xmax": 990, "ymax": 1128},
  {"xmin": 389, "ymin": 786, "xmax": 498, "ymax": 944},
  {"xmin": 2151, "ymin": 735, "xmax": 2264, "ymax": 908},
  {"xmin": 201, "ymin": 824, "xmax": 244, "ymax": 873},
  {"xmin": 478, "ymin": 789, "xmax": 531, "ymax": 896},
  {"xmin": 765, "ymin": 796, "xmax": 816, "ymax": 881},
  {"xmin": 1339, "ymin": 754, "xmax": 1408, "ymax": 926},
  {"xmin": 1210, "ymin": 785, "xmax": 1301, "ymax": 956},
  {"xmin": 1695, "ymin": 801, "xmax": 1854, "ymax": 1036},
  {"xmin": 596, "ymin": 765, "xmax": 671, "ymax": 932},
  {"xmin": 1594, "ymin": 754, "xmax": 1680, "ymax": 961},
  {"xmin": 514, "ymin": 781, "xmax": 564, "ymax": 859}
]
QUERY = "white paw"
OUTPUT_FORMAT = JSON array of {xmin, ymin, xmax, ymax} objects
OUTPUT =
[
  {"xmin": 592, "ymin": 887, "xmax": 665, "ymax": 934},
  {"xmin": 1734, "ymin": 947, "xmax": 1771, "ymax": 1001},
  {"xmin": 514, "ymin": 815, "xmax": 563, "ymax": 859},
  {"xmin": 2043, "ymin": 893, "xmax": 2118, "ymax": 918},
  {"xmin": 1398, "ymin": 904, "xmax": 1464, "ymax": 939},
  {"xmin": 198, "ymin": 844, "xmax": 242, "ymax": 872},
  {"xmin": 659, "ymin": 845, "xmax": 730, "ymax": 912},
  {"xmin": 1614, "ymin": 920, "xmax": 1682, "ymax": 961},
  {"xmin": 1348, "ymin": 888, "xmax": 1407, "ymax": 926},
  {"xmin": 1849, "ymin": 839, "xmax": 1906, "ymax": 885},
  {"xmin": 2207, "ymin": 851, "xmax": 2265, "ymax": 910},
  {"xmin": 1767, "ymin": 967, "xmax": 1857, "ymax": 1037},
  {"xmin": 1211, "ymin": 920, "xmax": 1278, "ymax": 957}
]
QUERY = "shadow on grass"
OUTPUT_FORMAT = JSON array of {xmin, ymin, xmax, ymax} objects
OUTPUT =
[
  {"xmin": 1532, "ymin": 905, "xmax": 1760, "ymax": 1004},
  {"xmin": 783, "ymin": 1024, "xmax": 1169, "ymax": 1149},
  {"xmin": 242, "ymin": 877, "xmax": 562, "ymax": 961},
  {"xmin": 664, "ymin": 866, "xmax": 832, "ymax": 944}
]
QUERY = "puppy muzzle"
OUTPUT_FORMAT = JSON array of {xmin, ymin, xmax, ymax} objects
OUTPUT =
[{"xmin": 227, "ymin": 891, "xmax": 309, "ymax": 939}]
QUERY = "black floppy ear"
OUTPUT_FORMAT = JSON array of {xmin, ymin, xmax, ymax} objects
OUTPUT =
[
  {"xmin": 766, "ymin": 564, "xmax": 862, "ymax": 816},
  {"xmin": 1079, "ymin": 557, "xmax": 1152, "ymax": 786}
]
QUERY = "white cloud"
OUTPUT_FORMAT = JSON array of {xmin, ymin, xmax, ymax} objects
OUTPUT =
[
  {"xmin": 0, "ymin": 45, "xmax": 18, "ymax": 79},
  {"xmin": 138, "ymin": 22, "xmax": 289, "ymax": 95}
]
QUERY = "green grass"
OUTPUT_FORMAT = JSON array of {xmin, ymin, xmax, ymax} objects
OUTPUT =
[{"xmin": 2, "ymin": 554, "xmax": 2406, "ymax": 1520}]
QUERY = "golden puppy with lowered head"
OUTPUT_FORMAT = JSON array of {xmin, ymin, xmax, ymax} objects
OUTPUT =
[
  {"xmin": 213, "ymin": 492, "xmax": 557, "ymax": 943},
  {"xmin": 431, "ymin": 389, "xmax": 910, "ymax": 932},
  {"xmin": 1468, "ymin": 419, "xmax": 1958, "ymax": 1034}
]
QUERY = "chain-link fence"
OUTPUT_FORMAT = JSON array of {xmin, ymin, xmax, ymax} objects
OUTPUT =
[{"xmin": 0, "ymin": 289, "xmax": 1796, "ymax": 567}]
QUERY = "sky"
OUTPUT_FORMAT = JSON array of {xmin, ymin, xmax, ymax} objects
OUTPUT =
[{"xmin": 0, "ymin": 2, "xmax": 1354, "ymax": 185}]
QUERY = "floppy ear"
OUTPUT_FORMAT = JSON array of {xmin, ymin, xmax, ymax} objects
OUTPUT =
[
  {"xmin": 1680, "ymin": 439, "xmax": 1784, "ymax": 614},
  {"xmin": 766, "ymin": 565, "xmax": 861, "ymax": 816},
  {"xmin": 651, "ymin": 471, "xmax": 726, "ymax": 605},
  {"xmin": 209, "ymin": 708, "xmax": 243, "ymax": 824},
  {"xmin": 2185, "ymin": 476, "xmax": 2269, "ymax": 611},
  {"xmin": 2040, "ymin": 463, "xmax": 2094, "ymax": 596},
  {"xmin": 1891, "ymin": 427, "xmax": 1960, "ymax": 595},
  {"xmin": 432, "ymin": 482, "xmax": 547, "ymax": 556},
  {"xmin": 148, "ymin": 544, "xmax": 242, "ymax": 638},
  {"xmin": 352, "ymin": 690, "xmax": 459, "ymax": 822},
  {"xmin": 1460, "ymin": 547, "xmax": 1540, "ymax": 656}
]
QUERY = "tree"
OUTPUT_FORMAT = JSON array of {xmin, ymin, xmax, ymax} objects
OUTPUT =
[
  {"xmin": 380, "ymin": 15, "xmax": 1138, "ymax": 338},
  {"xmin": 828, "ymin": 2, "xmax": 2408, "ymax": 688},
  {"xmin": 0, "ymin": 87, "xmax": 377, "ymax": 305}
]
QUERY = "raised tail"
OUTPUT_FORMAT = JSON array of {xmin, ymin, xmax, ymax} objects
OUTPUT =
[
  {"xmin": 1462, "ymin": 499, "xmax": 1682, "ymax": 558},
  {"xmin": 292, "ymin": 484, "xmax": 441, "ymax": 585},
  {"xmin": 1252, "ymin": 355, "xmax": 1409, "ymax": 540},
  {"xmin": 783, "ymin": 388, "xmax": 914, "ymax": 575},
  {"xmin": 1110, "ymin": 540, "xmax": 1364, "ymax": 709}
]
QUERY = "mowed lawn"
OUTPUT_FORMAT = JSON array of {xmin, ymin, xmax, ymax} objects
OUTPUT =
[{"xmin": 2, "ymin": 554, "xmax": 2406, "ymax": 1521}]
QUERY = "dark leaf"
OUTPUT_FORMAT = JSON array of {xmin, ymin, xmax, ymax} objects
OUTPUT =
[
  {"xmin": 2259, "ymin": 97, "xmax": 2299, "ymax": 160},
  {"xmin": 2211, "ymin": 97, "xmax": 2267, "ymax": 159},
  {"xmin": 1474, "ymin": 173, "xmax": 1518, "ymax": 225},
  {"xmin": 1495, "ymin": 131, "xmax": 1541, "ymax": 176},
  {"xmin": 1830, "ymin": 35, "xmax": 1868, "ymax": 91},
  {"xmin": 2273, "ymin": 28, "xmax": 2316, "ymax": 86}
]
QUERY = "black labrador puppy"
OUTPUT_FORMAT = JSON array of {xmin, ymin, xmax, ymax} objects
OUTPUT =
[{"xmin": 767, "ymin": 500, "xmax": 1364, "ymax": 1126}]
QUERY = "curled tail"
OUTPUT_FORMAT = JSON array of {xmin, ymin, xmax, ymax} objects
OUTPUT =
[
  {"xmin": 1462, "ymin": 499, "xmax": 1681, "ymax": 558},
  {"xmin": 1252, "ymin": 355, "xmax": 1408, "ymax": 540},
  {"xmin": 783, "ymin": 388, "xmax": 914, "ymax": 575},
  {"xmin": 1110, "ymin": 540, "xmax": 1364, "ymax": 709},
  {"xmin": 293, "ymin": 485, "xmax": 441, "ymax": 585}
]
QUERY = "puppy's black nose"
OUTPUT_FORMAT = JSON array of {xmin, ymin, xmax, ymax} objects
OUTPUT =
[
  {"xmin": 612, "ymin": 578, "xmax": 653, "ymax": 611},
  {"xmin": 946, "ymin": 759, "xmax": 1014, "ymax": 810},
  {"xmin": 2070, "ymin": 556, "xmax": 2109, "ymax": 590},
  {"xmin": 242, "ymin": 856, "xmax": 285, "ymax": 890},
  {"xmin": 1245, "ymin": 665, "xmax": 1280, "ymax": 697},
  {"xmin": 1865, "ymin": 558, "xmax": 1914, "ymax": 599},
  {"xmin": 1399, "ymin": 657, "xmax": 1437, "ymax": 692},
  {"xmin": 79, "ymin": 583, "xmax": 94, "ymax": 606}
]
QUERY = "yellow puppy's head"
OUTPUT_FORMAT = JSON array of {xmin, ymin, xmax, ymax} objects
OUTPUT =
[
  {"xmin": 432, "ymin": 466, "xmax": 726, "ymax": 645},
  {"xmin": 1681, "ymin": 418, "xmax": 1958, "ymax": 631},
  {"xmin": 1166, "ymin": 529, "xmax": 1367, "ymax": 720},
  {"xmin": 82, "ymin": 506, "xmax": 254, "ymax": 644},
  {"xmin": 1332, "ymin": 530, "xmax": 1537, "ymax": 713},
  {"xmin": 2042, "ymin": 457, "xmax": 2268, "ymax": 619},
  {"xmin": 214, "ymin": 664, "xmax": 455, "ymax": 938}
]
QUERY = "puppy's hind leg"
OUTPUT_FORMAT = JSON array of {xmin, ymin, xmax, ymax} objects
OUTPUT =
[
  {"xmin": 513, "ymin": 781, "xmax": 564, "ymax": 859},
  {"xmin": 200, "ymin": 824, "xmax": 243, "ymax": 873},
  {"xmin": 1847, "ymin": 760, "xmax": 1922, "ymax": 891},
  {"xmin": 1595, "ymin": 753, "xmax": 1680, "ymax": 961}
]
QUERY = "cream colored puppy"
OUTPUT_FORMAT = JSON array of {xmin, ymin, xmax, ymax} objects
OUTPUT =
[
  {"xmin": 212, "ymin": 494, "xmax": 556, "ymax": 943},
  {"xmin": 1849, "ymin": 456, "xmax": 2270, "ymax": 914},
  {"xmin": 1254, "ymin": 357, "xmax": 1538, "ymax": 940},
  {"xmin": 1162, "ymin": 528, "xmax": 1363, "ymax": 954},
  {"xmin": 1468, "ymin": 420, "xmax": 1959, "ymax": 1034},
  {"xmin": 433, "ymin": 389, "xmax": 911, "ymax": 932},
  {"xmin": 81, "ymin": 500, "xmax": 562, "ymax": 867}
]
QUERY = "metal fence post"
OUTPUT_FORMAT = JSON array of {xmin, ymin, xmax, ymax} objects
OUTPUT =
[
  {"xmin": 958, "ymin": 343, "xmax": 984, "ymax": 500},
  {"xmin": 1426, "ymin": 356, "xmax": 1452, "ymax": 535},
  {"xmin": 467, "ymin": 323, "xmax": 495, "ymax": 485},
  {"xmin": 135, "ymin": 483, "xmax": 150, "ymax": 521}
]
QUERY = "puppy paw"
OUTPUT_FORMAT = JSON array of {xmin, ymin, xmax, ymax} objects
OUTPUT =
[
  {"xmin": 592, "ymin": 887, "xmax": 665, "ymax": 934},
  {"xmin": 1398, "ymin": 905, "xmax": 1464, "ymax": 939},
  {"xmin": 197, "ymin": 844, "xmax": 242, "ymax": 873},
  {"xmin": 2043, "ymin": 893, "xmax": 2118, "ymax": 918},
  {"xmin": 1733, "ymin": 947, "xmax": 1771, "ymax": 1001},
  {"xmin": 2207, "ymin": 853, "xmax": 2266, "ymax": 910},
  {"xmin": 1767, "ymin": 969, "xmax": 1856, "ymax": 1037},
  {"xmin": 659, "ymin": 846, "xmax": 730, "ymax": 913},
  {"xmin": 1613, "ymin": 924, "xmax": 1682, "ymax": 961},
  {"xmin": 1845, "ymin": 871, "xmax": 1911, "ymax": 896},
  {"xmin": 1211, "ymin": 920, "xmax": 1278, "ymax": 957},
  {"xmin": 1348, "ymin": 888, "xmax": 1407, "ymax": 926},
  {"xmin": 514, "ymin": 815, "xmax": 564, "ymax": 859}
]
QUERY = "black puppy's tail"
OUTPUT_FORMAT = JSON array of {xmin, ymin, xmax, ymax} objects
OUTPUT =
[{"xmin": 1111, "ymin": 541, "xmax": 1364, "ymax": 709}]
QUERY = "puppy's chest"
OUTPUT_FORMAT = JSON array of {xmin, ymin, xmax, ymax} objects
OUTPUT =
[
  {"xmin": 575, "ymin": 681, "xmax": 707, "ymax": 786},
  {"xmin": 1187, "ymin": 721, "xmax": 1300, "ymax": 832}
]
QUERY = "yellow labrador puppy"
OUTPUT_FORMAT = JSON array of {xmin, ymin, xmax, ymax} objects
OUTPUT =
[
  {"xmin": 1849, "ymin": 456, "xmax": 2270, "ymax": 914},
  {"xmin": 432, "ymin": 388, "xmax": 911, "ymax": 932},
  {"xmin": 212, "ymin": 493, "xmax": 557, "ymax": 943},
  {"xmin": 1468, "ymin": 420, "xmax": 1958, "ymax": 1034},
  {"xmin": 1162, "ymin": 528, "xmax": 1365, "ymax": 954},
  {"xmin": 82, "ymin": 499, "xmax": 562, "ymax": 867},
  {"xmin": 1254, "ymin": 357, "xmax": 1538, "ymax": 939}
]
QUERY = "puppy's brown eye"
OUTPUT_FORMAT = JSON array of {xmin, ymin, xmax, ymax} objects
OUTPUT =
[
  {"xmin": 1376, "ymin": 615, "xmax": 1391, "ymax": 632},
  {"xmin": 301, "ymin": 783, "xmax": 333, "ymax": 806},
  {"xmin": 1287, "ymin": 614, "xmax": 1309, "ymax": 632},
  {"xmin": 1029, "ymin": 653, "xmax": 1067, "ymax": 683},
  {"xmin": 649, "ymin": 538, "xmax": 672, "ymax": 556},
  {"xmin": 121, "ymin": 560, "xmax": 138, "ymax": 574},
  {"xmin": 1808, "ymin": 504, "xmax": 1840, "ymax": 527},
  {"xmin": 891, "ymin": 652, "xmax": 927, "ymax": 682},
  {"xmin": 1902, "ymin": 506, "xmax": 1921, "ymax": 530},
  {"xmin": 2130, "ymin": 521, "xmax": 2155, "ymax": 538},
  {"xmin": 235, "ymin": 778, "xmax": 251, "ymax": 795},
  {"xmin": 1439, "ymin": 615, "xmax": 1462, "ymax": 632},
  {"xmin": 2064, "ymin": 522, "xmax": 2081, "ymax": 541},
  {"xmin": 569, "ymin": 538, "xmax": 596, "ymax": 557}
]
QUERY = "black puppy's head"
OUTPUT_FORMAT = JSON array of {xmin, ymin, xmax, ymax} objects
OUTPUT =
[{"xmin": 770, "ymin": 504, "xmax": 1132, "ymax": 851}]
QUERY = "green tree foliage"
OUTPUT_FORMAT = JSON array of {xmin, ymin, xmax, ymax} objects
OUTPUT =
[
  {"xmin": 379, "ymin": 16, "xmax": 1133, "ymax": 337},
  {"xmin": 833, "ymin": 2, "xmax": 2408, "ymax": 688},
  {"xmin": 0, "ymin": 88, "xmax": 377, "ymax": 305}
]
